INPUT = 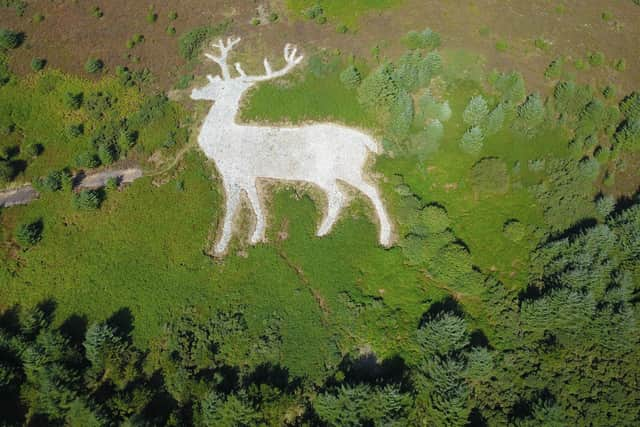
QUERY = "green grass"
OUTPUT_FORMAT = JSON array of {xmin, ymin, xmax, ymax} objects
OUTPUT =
[{"xmin": 287, "ymin": 0, "xmax": 403, "ymax": 26}]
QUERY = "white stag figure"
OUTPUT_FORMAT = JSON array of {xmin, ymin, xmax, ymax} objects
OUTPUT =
[{"xmin": 191, "ymin": 37, "xmax": 392, "ymax": 254}]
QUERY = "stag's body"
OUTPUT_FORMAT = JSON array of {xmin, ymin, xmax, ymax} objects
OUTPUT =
[{"xmin": 192, "ymin": 38, "xmax": 392, "ymax": 254}]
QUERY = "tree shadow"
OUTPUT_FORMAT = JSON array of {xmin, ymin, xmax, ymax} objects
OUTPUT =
[
  {"xmin": 331, "ymin": 353, "xmax": 409, "ymax": 389},
  {"xmin": 419, "ymin": 295, "xmax": 465, "ymax": 326},
  {"xmin": 59, "ymin": 313, "xmax": 88, "ymax": 346},
  {"xmin": 243, "ymin": 362, "xmax": 301, "ymax": 393},
  {"xmin": 106, "ymin": 307, "xmax": 135, "ymax": 341},
  {"xmin": 547, "ymin": 217, "xmax": 597, "ymax": 242}
]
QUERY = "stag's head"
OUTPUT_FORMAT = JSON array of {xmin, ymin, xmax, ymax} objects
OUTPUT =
[{"xmin": 190, "ymin": 37, "xmax": 304, "ymax": 101}]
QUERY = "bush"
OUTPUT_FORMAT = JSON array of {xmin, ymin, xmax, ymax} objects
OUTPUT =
[
  {"xmin": 470, "ymin": 157, "xmax": 509, "ymax": 194},
  {"xmin": 268, "ymin": 12, "xmax": 278, "ymax": 23},
  {"xmin": 85, "ymin": 58, "xmax": 104, "ymax": 74},
  {"xmin": 544, "ymin": 57, "xmax": 563, "ymax": 79},
  {"xmin": 339, "ymin": 65, "xmax": 362, "ymax": 89},
  {"xmin": 503, "ymin": 220, "xmax": 526, "ymax": 242},
  {"xmin": 91, "ymin": 6, "xmax": 103, "ymax": 18},
  {"xmin": 30, "ymin": 58, "xmax": 46, "ymax": 71},
  {"xmin": 73, "ymin": 189, "xmax": 102, "ymax": 210},
  {"xmin": 166, "ymin": 26, "xmax": 176, "ymax": 36},
  {"xmin": 24, "ymin": 142, "xmax": 43, "ymax": 157},
  {"xmin": 32, "ymin": 13, "xmax": 44, "ymax": 23},
  {"xmin": 588, "ymin": 51, "xmax": 605, "ymax": 66},
  {"xmin": 402, "ymin": 28, "xmax": 441, "ymax": 50},
  {"xmin": 105, "ymin": 177, "xmax": 119, "ymax": 191},
  {"xmin": 251, "ymin": 17, "xmax": 261, "ymax": 26},
  {"xmin": 417, "ymin": 205, "xmax": 450, "ymax": 234},
  {"xmin": 64, "ymin": 91, "xmax": 83, "ymax": 110},
  {"xmin": 75, "ymin": 151, "xmax": 101, "ymax": 169},
  {"xmin": 303, "ymin": 5, "xmax": 323, "ymax": 20},
  {"xmin": 0, "ymin": 28, "xmax": 22, "ymax": 49},
  {"xmin": 68, "ymin": 123, "xmax": 84, "ymax": 137},
  {"xmin": 146, "ymin": 7, "xmax": 158, "ymax": 23},
  {"xmin": 168, "ymin": 11, "xmax": 178, "ymax": 20},
  {"xmin": 178, "ymin": 22, "xmax": 230, "ymax": 60},
  {"xmin": 463, "ymin": 95, "xmax": 489, "ymax": 126},
  {"xmin": 36, "ymin": 170, "xmax": 69, "ymax": 192},
  {"xmin": 614, "ymin": 59, "xmax": 626, "ymax": 72},
  {"xmin": 460, "ymin": 126, "xmax": 484, "ymax": 155},
  {"xmin": 336, "ymin": 24, "xmax": 348, "ymax": 34},
  {"xmin": 15, "ymin": 219, "xmax": 43, "ymax": 246}
]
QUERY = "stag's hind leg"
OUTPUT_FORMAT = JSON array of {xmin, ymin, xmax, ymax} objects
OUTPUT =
[
  {"xmin": 245, "ymin": 183, "xmax": 267, "ymax": 245},
  {"xmin": 351, "ymin": 179, "xmax": 393, "ymax": 247},
  {"xmin": 215, "ymin": 183, "xmax": 242, "ymax": 254},
  {"xmin": 317, "ymin": 182, "xmax": 346, "ymax": 237}
]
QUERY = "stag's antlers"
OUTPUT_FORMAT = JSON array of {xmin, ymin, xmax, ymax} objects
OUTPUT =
[{"xmin": 204, "ymin": 37, "xmax": 304, "ymax": 82}]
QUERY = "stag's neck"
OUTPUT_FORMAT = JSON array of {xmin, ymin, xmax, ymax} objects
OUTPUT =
[{"xmin": 206, "ymin": 86, "xmax": 249, "ymax": 125}]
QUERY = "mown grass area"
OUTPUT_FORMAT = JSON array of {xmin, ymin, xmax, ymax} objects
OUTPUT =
[{"xmin": 286, "ymin": 0, "xmax": 402, "ymax": 26}]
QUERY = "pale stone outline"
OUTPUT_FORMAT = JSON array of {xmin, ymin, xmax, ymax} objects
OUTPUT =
[{"xmin": 190, "ymin": 37, "xmax": 392, "ymax": 254}]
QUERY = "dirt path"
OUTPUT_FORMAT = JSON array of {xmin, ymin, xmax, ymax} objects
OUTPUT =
[
  {"xmin": 0, "ymin": 167, "xmax": 144, "ymax": 208},
  {"xmin": 0, "ymin": 185, "xmax": 39, "ymax": 208}
]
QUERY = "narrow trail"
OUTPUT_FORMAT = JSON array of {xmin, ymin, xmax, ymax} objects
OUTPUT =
[{"xmin": 0, "ymin": 143, "xmax": 196, "ymax": 208}]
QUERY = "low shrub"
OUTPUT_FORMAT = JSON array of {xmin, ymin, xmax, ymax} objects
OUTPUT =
[
  {"xmin": 32, "ymin": 13, "xmax": 44, "ymax": 23},
  {"xmin": 75, "ymin": 151, "xmax": 101, "ymax": 169},
  {"xmin": 614, "ymin": 59, "xmax": 626, "ymax": 72},
  {"xmin": 68, "ymin": 123, "xmax": 84, "ymax": 137},
  {"xmin": 85, "ymin": 58, "xmax": 104, "ymax": 74},
  {"xmin": 503, "ymin": 220, "xmax": 526, "ymax": 242},
  {"xmin": 544, "ymin": 57, "xmax": 563, "ymax": 79},
  {"xmin": 402, "ymin": 28, "xmax": 441, "ymax": 50},
  {"xmin": 91, "ymin": 6, "xmax": 103, "ymax": 18},
  {"xmin": 268, "ymin": 12, "xmax": 278, "ymax": 23},
  {"xmin": 495, "ymin": 40, "xmax": 508, "ymax": 52},
  {"xmin": 24, "ymin": 142, "xmax": 43, "ymax": 157},
  {"xmin": 64, "ymin": 91, "xmax": 83, "ymax": 110},
  {"xmin": 178, "ymin": 22, "xmax": 230, "ymax": 60},
  {"xmin": 15, "ymin": 219, "xmax": 43, "ymax": 246},
  {"xmin": 146, "ymin": 7, "xmax": 158, "ymax": 23},
  {"xmin": 30, "ymin": 58, "xmax": 46, "ymax": 71},
  {"xmin": 0, "ymin": 28, "xmax": 22, "ymax": 49},
  {"xmin": 588, "ymin": 51, "xmax": 605, "ymax": 66},
  {"xmin": 339, "ymin": 65, "xmax": 362, "ymax": 89},
  {"xmin": 303, "ymin": 5, "xmax": 323, "ymax": 20},
  {"xmin": 416, "ymin": 205, "xmax": 450, "ymax": 234},
  {"xmin": 166, "ymin": 26, "xmax": 176, "ymax": 36},
  {"xmin": 168, "ymin": 11, "xmax": 178, "ymax": 20},
  {"xmin": 73, "ymin": 189, "xmax": 102, "ymax": 210},
  {"xmin": 251, "ymin": 18, "xmax": 261, "ymax": 26}
]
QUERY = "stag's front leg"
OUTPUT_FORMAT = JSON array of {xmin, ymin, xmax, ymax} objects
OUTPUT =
[
  {"xmin": 245, "ymin": 182, "xmax": 266, "ymax": 245},
  {"xmin": 317, "ymin": 182, "xmax": 346, "ymax": 237},
  {"xmin": 215, "ymin": 182, "xmax": 242, "ymax": 254}
]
